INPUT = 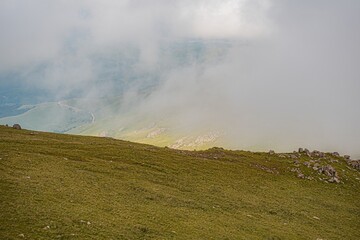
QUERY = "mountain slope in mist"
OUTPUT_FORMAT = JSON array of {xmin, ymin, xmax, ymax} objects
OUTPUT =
[{"xmin": 0, "ymin": 40, "xmax": 234, "ymax": 149}]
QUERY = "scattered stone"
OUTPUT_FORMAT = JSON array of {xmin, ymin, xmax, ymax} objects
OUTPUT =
[
  {"xmin": 332, "ymin": 152, "xmax": 340, "ymax": 157},
  {"xmin": 43, "ymin": 226, "xmax": 50, "ymax": 230},
  {"xmin": 303, "ymin": 161, "xmax": 311, "ymax": 167},
  {"xmin": 313, "ymin": 216, "xmax": 320, "ymax": 220},
  {"xmin": 269, "ymin": 150, "xmax": 275, "ymax": 155},
  {"xmin": 289, "ymin": 154, "xmax": 298, "ymax": 159},
  {"xmin": 12, "ymin": 124, "xmax": 21, "ymax": 130},
  {"xmin": 297, "ymin": 173, "xmax": 305, "ymax": 179},
  {"xmin": 298, "ymin": 148, "xmax": 304, "ymax": 153},
  {"xmin": 18, "ymin": 234, "xmax": 25, "ymax": 238},
  {"xmin": 304, "ymin": 148, "xmax": 311, "ymax": 157},
  {"xmin": 344, "ymin": 155, "xmax": 351, "ymax": 160},
  {"xmin": 328, "ymin": 177, "xmax": 340, "ymax": 183},
  {"xmin": 278, "ymin": 154, "xmax": 286, "ymax": 158},
  {"xmin": 348, "ymin": 160, "xmax": 360, "ymax": 170},
  {"xmin": 311, "ymin": 150, "xmax": 321, "ymax": 158},
  {"xmin": 293, "ymin": 160, "xmax": 300, "ymax": 165},
  {"xmin": 251, "ymin": 163, "xmax": 279, "ymax": 174}
]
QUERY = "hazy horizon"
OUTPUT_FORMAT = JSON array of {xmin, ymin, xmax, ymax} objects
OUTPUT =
[{"xmin": 1, "ymin": 0, "xmax": 359, "ymax": 157}]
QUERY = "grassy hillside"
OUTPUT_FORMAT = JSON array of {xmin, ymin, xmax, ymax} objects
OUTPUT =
[{"xmin": 0, "ymin": 126, "xmax": 359, "ymax": 239}]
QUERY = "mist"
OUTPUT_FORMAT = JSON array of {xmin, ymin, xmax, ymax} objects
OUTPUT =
[{"xmin": 0, "ymin": 0, "xmax": 359, "ymax": 157}]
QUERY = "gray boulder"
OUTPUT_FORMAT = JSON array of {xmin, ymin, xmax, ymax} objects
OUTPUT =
[
  {"xmin": 319, "ymin": 165, "xmax": 338, "ymax": 178},
  {"xmin": 12, "ymin": 124, "xmax": 21, "ymax": 130}
]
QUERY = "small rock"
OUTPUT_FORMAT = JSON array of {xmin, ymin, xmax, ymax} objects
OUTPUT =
[
  {"xmin": 298, "ymin": 148, "xmax": 304, "ymax": 153},
  {"xmin": 18, "ymin": 234, "xmax": 25, "ymax": 238},
  {"xmin": 311, "ymin": 150, "xmax": 321, "ymax": 158},
  {"xmin": 328, "ymin": 177, "xmax": 340, "ymax": 183},
  {"xmin": 344, "ymin": 155, "xmax": 351, "ymax": 160},
  {"xmin": 12, "ymin": 124, "xmax": 21, "ymax": 130},
  {"xmin": 269, "ymin": 150, "xmax": 275, "ymax": 155},
  {"xmin": 332, "ymin": 152, "xmax": 340, "ymax": 157},
  {"xmin": 348, "ymin": 160, "xmax": 360, "ymax": 170},
  {"xmin": 297, "ymin": 173, "xmax": 305, "ymax": 179},
  {"xmin": 313, "ymin": 216, "xmax": 320, "ymax": 220},
  {"xmin": 304, "ymin": 148, "xmax": 311, "ymax": 157},
  {"xmin": 291, "ymin": 168, "xmax": 300, "ymax": 173}
]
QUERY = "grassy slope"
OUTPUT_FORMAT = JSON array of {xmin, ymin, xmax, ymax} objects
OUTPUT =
[{"xmin": 0, "ymin": 126, "xmax": 359, "ymax": 240}]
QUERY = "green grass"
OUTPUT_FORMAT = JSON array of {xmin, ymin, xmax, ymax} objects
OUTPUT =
[{"xmin": 0, "ymin": 126, "xmax": 359, "ymax": 239}]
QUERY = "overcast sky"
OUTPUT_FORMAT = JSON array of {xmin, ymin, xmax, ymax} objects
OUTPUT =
[{"xmin": 0, "ymin": 0, "xmax": 359, "ymax": 156}]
